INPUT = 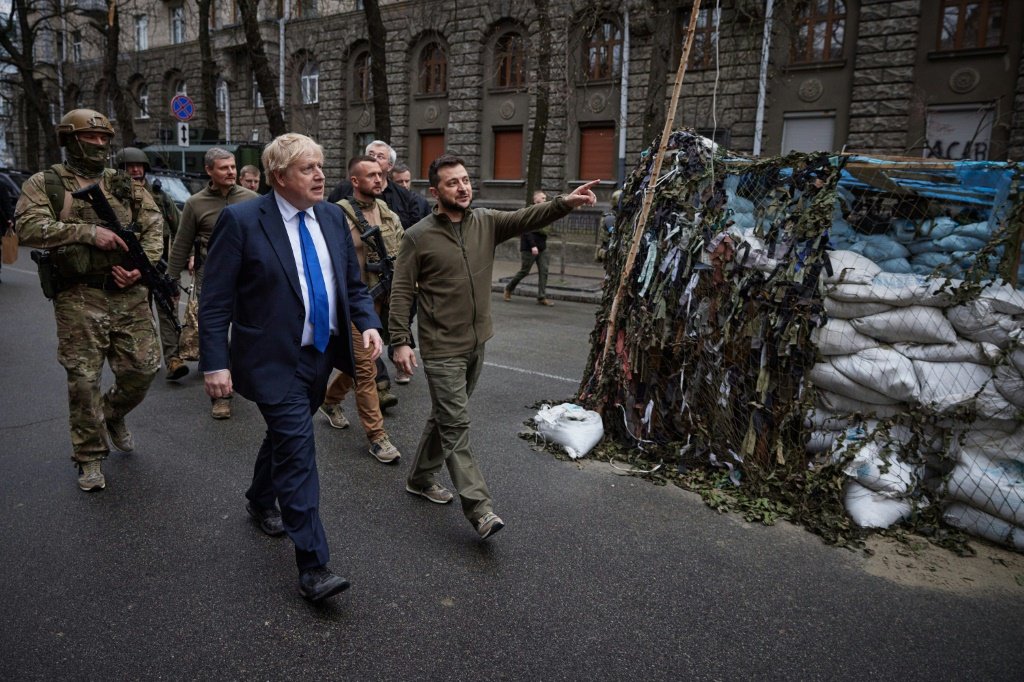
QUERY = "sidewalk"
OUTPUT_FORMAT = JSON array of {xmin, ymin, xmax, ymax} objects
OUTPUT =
[{"xmin": 492, "ymin": 256, "xmax": 606, "ymax": 304}]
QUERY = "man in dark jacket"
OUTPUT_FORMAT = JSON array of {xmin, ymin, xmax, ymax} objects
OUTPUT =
[
  {"xmin": 503, "ymin": 190, "xmax": 555, "ymax": 306},
  {"xmin": 327, "ymin": 140, "xmax": 429, "ymax": 229}
]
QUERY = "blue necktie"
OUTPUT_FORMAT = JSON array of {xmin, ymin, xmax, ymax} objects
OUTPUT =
[{"xmin": 297, "ymin": 212, "xmax": 330, "ymax": 352}]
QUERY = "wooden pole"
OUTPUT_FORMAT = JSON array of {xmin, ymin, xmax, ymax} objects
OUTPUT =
[{"xmin": 598, "ymin": 0, "xmax": 704, "ymax": 384}]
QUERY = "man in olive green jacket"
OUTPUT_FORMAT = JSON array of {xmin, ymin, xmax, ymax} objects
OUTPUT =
[{"xmin": 389, "ymin": 153, "xmax": 598, "ymax": 539}]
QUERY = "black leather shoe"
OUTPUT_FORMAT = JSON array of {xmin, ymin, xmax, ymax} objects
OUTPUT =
[
  {"xmin": 246, "ymin": 502, "xmax": 285, "ymax": 537},
  {"xmin": 299, "ymin": 566, "xmax": 351, "ymax": 602}
]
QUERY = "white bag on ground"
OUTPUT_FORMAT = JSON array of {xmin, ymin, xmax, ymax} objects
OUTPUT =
[
  {"xmin": 534, "ymin": 403, "xmax": 604, "ymax": 459},
  {"xmin": 850, "ymin": 306, "xmax": 958, "ymax": 344},
  {"xmin": 825, "ymin": 249, "xmax": 881, "ymax": 284},
  {"xmin": 831, "ymin": 347, "xmax": 920, "ymax": 402},
  {"xmin": 946, "ymin": 299, "xmax": 1021, "ymax": 349},
  {"xmin": 944, "ymin": 450, "xmax": 1024, "ymax": 527},
  {"xmin": 913, "ymin": 360, "xmax": 992, "ymax": 413},
  {"xmin": 893, "ymin": 340, "xmax": 1001, "ymax": 365},
  {"xmin": 809, "ymin": 362, "xmax": 902, "ymax": 405},
  {"xmin": 993, "ymin": 363, "xmax": 1024, "ymax": 408},
  {"xmin": 828, "ymin": 273, "xmax": 951, "ymax": 307},
  {"xmin": 833, "ymin": 440, "xmax": 917, "ymax": 497},
  {"xmin": 823, "ymin": 297, "xmax": 894, "ymax": 320},
  {"xmin": 811, "ymin": 318, "xmax": 879, "ymax": 356},
  {"xmin": 943, "ymin": 503, "xmax": 1024, "ymax": 552},
  {"xmin": 844, "ymin": 481, "xmax": 912, "ymax": 528}
]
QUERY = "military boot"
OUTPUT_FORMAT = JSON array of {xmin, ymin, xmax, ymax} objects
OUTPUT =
[
  {"xmin": 165, "ymin": 357, "xmax": 189, "ymax": 381},
  {"xmin": 376, "ymin": 381, "xmax": 398, "ymax": 411},
  {"xmin": 78, "ymin": 461, "xmax": 105, "ymax": 492},
  {"xmin": 105, "ymin": 416, "xmax": 134, "ymax": 452}
]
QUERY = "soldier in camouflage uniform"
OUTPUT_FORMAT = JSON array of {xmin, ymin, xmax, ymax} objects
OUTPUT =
[
  {"xmin": 116, "ymin": 147, "xmax": 187, "ymax": 381},
  {"xmin": 15, "ymin": 109, "xmax": 163, "ymax": 492}
]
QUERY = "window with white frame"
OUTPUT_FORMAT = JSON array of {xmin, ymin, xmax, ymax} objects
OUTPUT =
[
  {"xmin": 216, "ymin": 79, "xmax": 229, "ymax": 111},
  {"xmin": 71, "ymin": 30, "xmax": 82, "ymax": 62},
  {"xmin": 135, "ymin": 15, "xmax": 149, "ymax": 51},
  {"xmin": 170, "ymin": 6, "xmax": 185, "ymax": 44},
  {"xmin": 300, "ymin": 62, "xmax": 319, "ymax": 104},
  {"xmin": 252, "ymin": 73, "xmax": 263, "ymax": 109},
  {"xmin": 175, "ymin": 80, "xmax": 187, "ymax": 96},
  {"xmin": 137, "ymin": 84, "xmax": 150, "ymax": 119}
]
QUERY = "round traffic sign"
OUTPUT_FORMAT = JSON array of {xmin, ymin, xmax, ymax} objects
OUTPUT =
[{"xmin": 171, "ymin": 94, "xmax": 195, "ymax": 122}]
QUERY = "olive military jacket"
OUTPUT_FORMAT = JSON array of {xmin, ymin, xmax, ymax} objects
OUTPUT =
[
  {"xmin": 167, "ymin": 183, "xmax": 257, "ymax": 279},
  {"xmin": 388, "ymin": 197, "xmax": 571, "ymax": 359}
]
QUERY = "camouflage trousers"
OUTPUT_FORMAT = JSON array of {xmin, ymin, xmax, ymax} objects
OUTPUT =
[
  {"xmin": 178, "ymin": 267, "xmax": 202, "ymax": 361},
  {"xmin": 55, "ymin": 283, "xmax": 160, "ymax": 463}
]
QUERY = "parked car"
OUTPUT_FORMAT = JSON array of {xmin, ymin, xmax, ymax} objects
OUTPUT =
[{"xmin": 146, "ymin": 170, "xmax": 208, "ymax": 209}]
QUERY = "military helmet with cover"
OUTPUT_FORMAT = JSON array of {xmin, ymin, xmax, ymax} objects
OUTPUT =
[
  {"xmin": 55, "ymin": 109, "xmax": 115, "ymax": 146},
  {"xmin": 116, "ymin": 146, "xmax": 151, "ymax": 172}
]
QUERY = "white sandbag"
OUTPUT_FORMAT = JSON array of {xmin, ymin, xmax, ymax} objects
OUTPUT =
[
  {"xmin": 823, "ymin": 297, "xmax": 894, "ymax": 320},
  {"xmin": 946, "ymin": 299, "xmax": 1021, "ymax": 348},
  {"xmin": 954, "ymin": 221, "xmax": 993, "ymax": 241},
  {"xmin": 957, "ymin": 425, "xmax": 1024, "ymax": 466},
  {"xmin": 806, "ymin": 430, "xmax": 838, "ymax": 454},
  {"xmin": 851, "ymin": 306, "xmax": 958, "ymax": 344},
  {"xmin": 844, "ymin": 481, "xmax": 912, "ymax": 528},
  {"xmin": 811, "ymin": 319, "xmax": 880, "ymax": 355},
  {"xmin": 943, "ymin": 503, "xmax": 1024, "ymax": 552},
  {"xmin": 935, "ymin": 234, "xmax": 987, "ymax": 252},
  {"xmin": 827, "ymin": 273, "xmax": 952, "ymax": 307},
  {"xmin": 919, "ymin": 216, "xmax": 958, "ymax": 240},
  {"xmin": 913, "ymin": 360, "xmax": 992, "ymax": 413},
  {"xmin": 978, "ymin": 283, "xmax": 1024, "ymax": 315},
  {"xmin": 1011, "ymin": 346, "xmax": 1024, "ymax": 376},
  {"xmin": 805, "ymin": 408, "xmax": 855, "ymax": 432},
  {"xmin": 815, "ymin": 390, "xmax": 904, "ymax": 418},
  {"xmin": 824, "ymin": 250, "xmax": 881, "ymax": 285},
  {"xmin": 534, "ymin": 403, "xmax": 604, "ymax": 459},
  {"xmin": 945, "ymin": 451, "xmax": 1024, "ymax": 527},
  {"xmin": 993, "ymin": 364, "xmax": 1024, "ymax": 408},
  {"xmin": 893, "ymin": 340, "xmax": 1001, "ymax": 365},
  {"xmin": 833, "ymin": 440, "xmax": 917, "ymax": 496},
  {"xmin": 976, "ymin": 380, "xmax": 1020, "ymax": 421},
  {"xmin": 831, "ymin": 347, "xmax": 920, "ymax": 402},
  {"xmin": 891, "ymin": 219, "xmax": 917, "ymax": 243},
  {"xmin": 877, "ymin": 258, "xmax": 913, "ymax": 274},
  {"xmin": 808, "ymin": 362, "xmax": 903, "ymax": 405}
]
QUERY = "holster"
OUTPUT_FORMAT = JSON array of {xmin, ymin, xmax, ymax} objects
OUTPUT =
[{"xmin": 30, "ymin": 249, "xmax": 66, "ymax": 299}]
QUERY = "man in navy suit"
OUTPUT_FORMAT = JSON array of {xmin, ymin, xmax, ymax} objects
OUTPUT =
[{"xmin": 199, "ymin": 133, "xmax": 382, "ymax": 602}]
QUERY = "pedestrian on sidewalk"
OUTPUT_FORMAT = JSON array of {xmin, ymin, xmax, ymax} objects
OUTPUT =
[
  {"xmin": 390, "ymin": 154, "xmax": 598, "ymax": 540},
  {"xmin": 503, "ymin": 190, "xmax": 554, "ymax": 306}
]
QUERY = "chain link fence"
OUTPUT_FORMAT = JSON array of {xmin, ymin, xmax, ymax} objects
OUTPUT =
[{"xmin": 578, "ymin": 130, "xmax": 1024, "ymax": 552}]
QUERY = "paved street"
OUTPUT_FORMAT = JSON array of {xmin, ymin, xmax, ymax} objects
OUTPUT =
[{"xmin": 1, "ymin": 249, "xmax": 1022, "ymax": 680}]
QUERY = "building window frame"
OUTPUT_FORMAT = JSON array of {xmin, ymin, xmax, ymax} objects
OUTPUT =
[
  {"xmin": 418, "ymin": 41, "xmax": 447, "ymax": 96},
  {"xmin": 135, "ymin": 14, "xmax": 149, "ymax": 51},
  {"xmin": 252, "ymin": 73, "xmax": 263, "ymax": 109},
  {"xmin": 937, "ymin": 0, "xmax": 1007, "ymax": 51},
  {"xmin": 582, "ymin": 19, "xmax": 622, "ymax": 81},
  {"xmin": 352, "ymin": 50, "xmax": 372, "ymax": 103},
  {"xmin": 170, "ymin": 5, "xmax": 186, "ymax": 45},
  {"xmin": 71, "ymin": 30, "xmax": 82, "ymax": 62},
  {"xmin": 494, "ymin": 31, "xmax": 526, "ymax": 90},
  {"xmin": 216, "ymin": 78, "xmax": 229, "ymax": 112},
  {"xmin": 790, "ymin": 0, "xmax": 846, "ymax": 64},
  {"xmin": 137, "ymin": 84, "xmax": 150, "ymax": 119},
  {"xmin": 300, "ymin": 61, "xmax": 319, "ymax": 105}
]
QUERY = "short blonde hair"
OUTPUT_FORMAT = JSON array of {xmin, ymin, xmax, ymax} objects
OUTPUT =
[{"xmin": 262, "ymin": 133, "xmax": 323, "ymax": 188}]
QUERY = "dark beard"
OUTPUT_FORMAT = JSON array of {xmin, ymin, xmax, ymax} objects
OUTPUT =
[{"xmin": 438, "ymin": 195, "xmax": 468, "ymax": 214}]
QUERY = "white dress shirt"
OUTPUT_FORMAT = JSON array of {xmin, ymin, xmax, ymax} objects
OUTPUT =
[{"xmin": 275, "ymin": 193, "xmax": 339, "ymax": 346}]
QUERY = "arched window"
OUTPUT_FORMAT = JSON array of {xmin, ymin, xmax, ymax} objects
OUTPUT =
[
  {"xmin": 216, "ymin": 78, "xmax": 229, "ymax": 112},
  {"xmin": 137, "ymin": 84, "xmax": 150, "ymax": 119},
  {"xmin": 300, "ymin": 61, "xmax": 319, "ymax": 104},
  {"xmin": 174, "ymin": 79, "xmax": 187, "ymax": 96},
  {"xmin": 791, "ymin": 0, "xmax": 846, "ymax": 63},
  {"xmin": 494, "ymin": 32, "xmax": 525, "ymax": 89},
  {"xmin": 418, "ymin": 42, "xmax": 447, "ymax": 95},
  {"xmin": 938, "ymin": 0, "xmax": 1006, "ymax": 50},
  {"xmin": 353, "ymin": 51, "xmax": 371, "ymax": 102},
  {"xmin": 583, "ymin": 20, "xmax": 621, "ymax": 81}
]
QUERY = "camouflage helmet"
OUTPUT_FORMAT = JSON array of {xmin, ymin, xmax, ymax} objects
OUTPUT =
[
  {"xmin": 611, "ymin": 189, "xmax": 623, "ymax": 206},
  {"xmin": 116, "ymin": 146, "xmax": 151, "ymax": 172},
  {"xmin": 56, "ymin": 109, "xmax": 115, "ymax": 146}
]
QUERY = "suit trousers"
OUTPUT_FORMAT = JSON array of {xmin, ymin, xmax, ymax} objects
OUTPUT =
[
  {"xmin": 322, "ymin": 324, "xmax": 385, "ymax": 443},
  {"xmin": 407, "ymin": 344, "xmax": 493, "ymax": 522},
  {"xmin": 247, "ymin": 342, "xmax": 334, "ymax": 571}
]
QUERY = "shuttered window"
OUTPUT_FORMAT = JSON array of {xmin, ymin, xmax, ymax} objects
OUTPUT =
[
  {"xmin": 493, "ymin": 129, "xmax": 523, "ymax": 180},
  {"xmin": 579, "ymin": 126, "xmax": 615, "ymax": 180},
  {"xmin": 420, "ymin": 132, "xmax": 446, "ymax": 178}
]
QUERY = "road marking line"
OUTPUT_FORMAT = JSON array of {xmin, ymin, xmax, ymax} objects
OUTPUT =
[{"xmin": 484, "ymin": 361, "xmax": 578, "ymax": 384}]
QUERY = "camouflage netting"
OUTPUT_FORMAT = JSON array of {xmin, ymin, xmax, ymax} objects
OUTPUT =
[{"xmin": 577, "ymin": 130, "xmax": 1024, "ymax": 552}]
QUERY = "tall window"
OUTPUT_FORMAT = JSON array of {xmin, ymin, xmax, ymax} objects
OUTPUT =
[
  {"xmin": 419, "ymin": 132, "xmax": 445, "ymax": 178},
  {"xmin": 688, "ymin": 8, "xmax": 719, "ymax": 69},
  {"xmin": 135, "ymin": 15, "xmax": 149, "ymax": 51},
  {"xmin": 353, "ymin": 51, "xmax": 371, "ymax": 102},
  {"xmin": 579, "ymin": 125, "xmax": 615, "ymax": 180},
  {"xmin": 494, "ymin": 32, "xmax": 525, "ymax": 89},
  {"xmin": 791, "ymin": 0, "xmax": 845, "ymax": 63},
  {"xmin": 418, "ymin": 42, "xmax": 447, "ymax": 95},
  {"xmin": 216, "ymin": 79, "xmax": 229, "ymax": 111},
  {"xmin": 583, "ymin": 20, "xmax": 621, "ymax": 80},
  {"xmin": 493, "ymin": 129, "xmax": 523, "ymax": 180},
  {"xmin": 174, "ymin": 80, "xmax": 187, "ymax": 96},
  {"xmin": 252, "ymin": 73, "xmax": 263, "ymax": 109},
  {"xmin": 71, "ymin": 30, "xmax": 82, "ymax": 62},
  {"xmin": 137, "ymin": 85, "xmax": 150, "ymax": 119},
  {"xmin": 170, "ymin": 6, "xmax": 185, "ymax": 44},
  {"xmin": 938, "ymin": 0, "xmax": 1006, "ymax": 50},
  {"xmin": 300, "ymin": 62, "xmax": 319, "ymax": 104}
]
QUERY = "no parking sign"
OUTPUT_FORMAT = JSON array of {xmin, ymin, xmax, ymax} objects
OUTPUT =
[{"xmin": 170, "ymin": 94, "xmax": 195, "ymax": 122}]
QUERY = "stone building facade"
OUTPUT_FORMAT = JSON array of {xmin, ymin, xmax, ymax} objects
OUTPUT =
[{"xmin": 6, "ymin": 0, "xmax": 1023, "ymax": 206}]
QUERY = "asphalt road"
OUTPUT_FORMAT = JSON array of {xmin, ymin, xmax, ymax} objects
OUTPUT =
[{"xmin": 1, "ymin": 253, "xmax": 1022, "ymax": 680}]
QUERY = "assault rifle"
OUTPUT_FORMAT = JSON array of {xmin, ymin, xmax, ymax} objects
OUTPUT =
[
  {"xmin": 349, "ymin": 202, "xmax": 395, "ymax": 301},
  {"xmin": 72, "ymin": 183, "xmax": 183, "ymax": 333}
]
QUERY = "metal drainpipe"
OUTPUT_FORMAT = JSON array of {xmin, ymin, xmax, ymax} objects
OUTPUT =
[
  {"xmin": 616, "ymin": 5, "xmax": 630, "ymax": 185},
  {"xmin": 753, "ymin": 0, "xmax": 774, "ymax": 157},
  {"xmin": 279, "ymin": 0, "xmax": 290, "ymax": 108},
  {"xmin": 225, "ymin": 88, "xmax": 232, "ymax": 143}
]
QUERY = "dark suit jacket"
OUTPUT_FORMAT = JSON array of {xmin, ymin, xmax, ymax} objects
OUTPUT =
[
  {"xmin": 198, "ymin": 191, "xmax": 380, "ymax": 405},
  {"xmin": 327, "ymin": 179, "xmax": 430, "ymax": 229}
]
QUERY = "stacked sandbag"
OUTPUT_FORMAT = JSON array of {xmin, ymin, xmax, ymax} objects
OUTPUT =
[{"xmin": 805, "ymin": 250, "xmax": 1024, "ymax": 546}]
